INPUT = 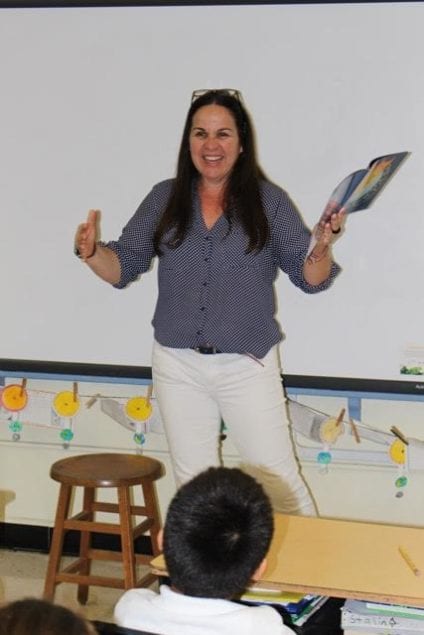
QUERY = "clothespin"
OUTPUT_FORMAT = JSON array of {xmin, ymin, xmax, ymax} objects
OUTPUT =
[
  {"xmin": 20, "ymin": 378, "xmax": 27, "ymax": 397},
  {"xmin": 86, "ymin": 393, "xmax": 101, "ymax": 409},
  {"xmin": 145, "ymin": 383, "xmax": 153, "ymax": 407},
  {"xmin": 390, "ymin": 425, "xmax": 409, "ymax": 446},
  {"xmin": 73, "ymin": 382, "xmax": 78, "ymax": 403},
  {"xmin": 335, "ymin": 408, "xmax": 345, "ymax": 426},
  {"xmin": 349, "ymin": 417, "xmax": 361, "ymax": 443}
]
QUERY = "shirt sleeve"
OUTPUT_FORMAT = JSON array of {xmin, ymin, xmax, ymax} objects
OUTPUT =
[
  {"xmin": 268, "ymin": 185, "xmax": 341, "ymax": 294},
  {"xmin": 106, "ymin": 180, "xmax": 171, "ymax": 289},
  {"xmin": 114, "ymin": 588, "xmax": 157, "ymax": 628}
]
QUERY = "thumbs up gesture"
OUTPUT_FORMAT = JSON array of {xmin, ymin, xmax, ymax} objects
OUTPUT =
[{"xmin": 74, "ymin": 209, "xmax": 100, "ymax": 260}]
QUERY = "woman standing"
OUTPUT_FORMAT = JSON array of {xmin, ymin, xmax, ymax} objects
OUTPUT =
[{"xmin": 74, "ymin": 89, "xmax": 344, "ymax": 515}]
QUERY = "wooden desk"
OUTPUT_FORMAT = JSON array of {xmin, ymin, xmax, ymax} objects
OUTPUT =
[{"xmin": 151, "ymin": 514, "xmax": 424, "ymax": 607}]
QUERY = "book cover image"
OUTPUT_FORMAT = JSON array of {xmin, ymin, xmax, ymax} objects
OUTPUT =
[
  {"xmin": 308, "ymin": 151, "xmax": 410, "ymax": 255},
  {"xmin": 323, "ymin": 151, "xmax": 410, "ymax": 220}
]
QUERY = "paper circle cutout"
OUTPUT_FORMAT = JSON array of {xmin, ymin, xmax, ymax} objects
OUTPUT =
[
  {"xmin": 125, "ymin": 396, "xmax": 152, "ymax": 422},
  {"xmin": 1, "ymin": 384, "xmax": 28, "ymax": 412},
  {"xmin": 389, "ymin": 439, "xmax": 406, "ymax": 465},
  {"xmin": 319, "ymin": 417, "xmax": 344, "ymax": 444},
  {"xmin": 53, "ymin": 391, "xmax": 80, "ymax": 418}
]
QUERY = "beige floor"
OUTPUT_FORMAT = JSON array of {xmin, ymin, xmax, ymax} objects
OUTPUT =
[{"xmin": 0, "ymin": 549, "xmax": 158, "ymax": 623}]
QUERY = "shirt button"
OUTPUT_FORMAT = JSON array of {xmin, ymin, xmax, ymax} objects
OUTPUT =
[
  {"xmin": 203, "ymin": 282, "xmax": 207, "ymax": 286},
  {"xmin": 200, "ymin": 307, "xmax": 205, "ymax": 311},
  {"xmin": 196, "ymin": 330, "xmax": 202, "ymax": 335}
]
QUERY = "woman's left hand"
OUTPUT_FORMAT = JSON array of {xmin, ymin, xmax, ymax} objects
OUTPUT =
[{"xmin": 314, "ymin": 207, "xmax": 346, "ymax": 249}]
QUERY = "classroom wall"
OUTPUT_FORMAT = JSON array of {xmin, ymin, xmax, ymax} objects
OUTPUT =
[
  {"xmin": 1, "ymin": 2, "xmax": 424, "ymax": 534},
  {"xmin": 0, "ymin": 2, "xmax": 423, "ymax": 384},
  {"xmin": 1, "ymin": 377, "xmax": 424, "ymax": 529}
]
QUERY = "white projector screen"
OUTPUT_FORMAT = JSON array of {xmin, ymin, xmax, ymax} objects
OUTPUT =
[{"xmin": 0, "ymin": 2, "xmax": 423, "ymax": 389}]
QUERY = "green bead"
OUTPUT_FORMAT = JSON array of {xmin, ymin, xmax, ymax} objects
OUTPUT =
[
  {"xmin": 60, "ymin": 428, "xmax": 74, "ymax": 441},
  {"xmin": 134, "ymin": 432, "xmax": 145, "ymax": 445},
  {"xmin": 9, "ymin": 420, "xmax": 23, "ymax": 433},
  {"xmin": 395, "ymin": 475, "xmax": 408, "ymax": 488}
]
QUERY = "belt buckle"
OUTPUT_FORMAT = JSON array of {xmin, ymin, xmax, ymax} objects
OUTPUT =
[{"xmin": 194, "ymin": 345, "xmax": 218, "ymax": 354}]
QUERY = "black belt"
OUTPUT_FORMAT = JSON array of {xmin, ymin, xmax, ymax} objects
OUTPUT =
[{"xmin": 192, "ymin": 345, "xmax": 222, "ymax": 354}]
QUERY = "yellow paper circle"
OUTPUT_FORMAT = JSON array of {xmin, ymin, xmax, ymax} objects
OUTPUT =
[
  {"xmin": 389, "ymin": 439, "xmax": 406, "ymax": 465},
  {"xmin": 1, "ymin": 384, "xmax": 28, "ymax": 412},
  {"xmin": 125, "ymin": 396, "xmax": 152, "ymax": 422},
  {"xmin": 319, "ymin": 417, "xmax": 344, "ymax": 444},
  {"xmin": 53, "ymin": 391, "xmax": 80, "ymax": 418}
]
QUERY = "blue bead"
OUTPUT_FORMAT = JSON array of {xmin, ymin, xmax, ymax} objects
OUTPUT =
[
  {"xmin": 134, "ymin": 432, "xmax": 145, "ymax": 445},
  {"xmin": 317, "ymin": 451, "xmax": 332, "ymax": 465},
  {"xmin": 60, "ymin": 428, "xmax": 74, "ymax": 441}
]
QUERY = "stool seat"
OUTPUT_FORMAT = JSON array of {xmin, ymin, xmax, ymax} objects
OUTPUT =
[
  {"xmin": 50, "ymin": 453, "xmax": 163, "ymax": 488},
  {"xmin": 44, "ymin": 452, "xmax": 163, "ymax": 604}
]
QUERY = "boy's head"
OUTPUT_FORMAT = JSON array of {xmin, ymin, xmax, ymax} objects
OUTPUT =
[
  {"xmin": 0, "ymin": 598, "xmax": 97, "ymax": 635},
  {"xmin": 162, "ymin": 466, "xmax": 274, "ymax": 599}
]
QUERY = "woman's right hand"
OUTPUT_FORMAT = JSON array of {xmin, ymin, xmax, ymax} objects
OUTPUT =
[
  {"xmin": 74, "ymin": 209, "xmax": 121, "ymax": 284},
  {"xmin": 74, "ymin": 209, "xmax": 100, "ymax": 260}
]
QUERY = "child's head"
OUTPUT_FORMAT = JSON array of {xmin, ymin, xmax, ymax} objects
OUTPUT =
[
  {"xmin": 0, "ymin": 598, "xmax": 97, "ymax": 635},
  {"xmin": 163, "ymin": 466, "xmax": 274, "ymax": 599}
]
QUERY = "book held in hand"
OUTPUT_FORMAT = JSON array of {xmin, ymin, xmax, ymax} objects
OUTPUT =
[{"xmin": 308, "ymin": 150, "xmax": 410, "ymax": 254}]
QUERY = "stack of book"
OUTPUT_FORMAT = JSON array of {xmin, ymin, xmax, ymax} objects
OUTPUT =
[
  {"xmin": 240, "ymin": 588, "xmax": 328, "ymax": 627},
  {"xmin": 341, "ymin": 599, "xmax": 424, "ymax": 634}
]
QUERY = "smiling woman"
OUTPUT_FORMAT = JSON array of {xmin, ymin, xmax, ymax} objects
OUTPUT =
[
  {"xmin": 72, "ymin": 87, "xmax": 344, "ymax": 516},
  {"xmin": 189, "ymin": 104, "xmax": 243, "ymax": 196}
]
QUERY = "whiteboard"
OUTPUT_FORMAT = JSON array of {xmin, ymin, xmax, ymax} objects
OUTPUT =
[{"xmin": 0, "ymin": 2, "xmax": 423, "ymax": 386}]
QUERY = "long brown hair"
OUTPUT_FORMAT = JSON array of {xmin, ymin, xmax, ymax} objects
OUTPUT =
[{"xmin": 153, "ymin": 90, "xmax": 270, "ymax": 254}]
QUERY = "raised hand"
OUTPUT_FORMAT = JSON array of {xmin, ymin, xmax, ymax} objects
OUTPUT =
[
  {"xmin": 314, "ymin": 207, "xmax": 346, "ymax": 250},
  {"xmin": 74, "ymin": 209, "xmax": 100, "ymax": 260}
]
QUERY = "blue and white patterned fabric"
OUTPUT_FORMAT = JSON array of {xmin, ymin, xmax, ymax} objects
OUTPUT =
[{"xmin": 107, "ymin": 179, "xmax": 340, "ymax": 358}]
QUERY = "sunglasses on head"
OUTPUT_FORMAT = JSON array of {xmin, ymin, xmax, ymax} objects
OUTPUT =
[{"xmin": 191, "ymin": 89, "xmax": 243, "ymax": 104}]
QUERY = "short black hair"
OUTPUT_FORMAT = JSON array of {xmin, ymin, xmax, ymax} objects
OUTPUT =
[{"xmin": 163, "ymin": 467, "xmax": 274, "ymax": 598}]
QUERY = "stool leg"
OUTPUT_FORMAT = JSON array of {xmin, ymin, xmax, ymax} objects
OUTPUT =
[
  {"xmin": 142, "ymin": 481, "xmax": 162, "ymax": 556},
  {"xmin": 44, "ymin": 483, "xmax": 72, "ymax": 600},
  {"xmin": 77, "ymin": 486, "xmax": 95, "ymax": 605},
  {"xmin": 118, "ymin": 485, "xmax": 137, "ymax": 588}
]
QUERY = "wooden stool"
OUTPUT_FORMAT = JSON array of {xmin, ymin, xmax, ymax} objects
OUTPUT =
[{"xmin": 43, "ymin": 452, "xmax": 163, "ymax": 603}]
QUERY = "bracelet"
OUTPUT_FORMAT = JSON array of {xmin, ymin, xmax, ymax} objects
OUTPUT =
[
  {"xmin": 307, "ymin": 245, "xmax": 330, "ymax": 265},
  {"xmin": 74, "ymin": 242, "xmax": 97, "ymax": 260}
]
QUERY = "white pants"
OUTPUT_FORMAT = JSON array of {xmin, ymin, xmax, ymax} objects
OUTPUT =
[{"xmin": 152, "ymin": 341, "xmax": 316, "ymax": 516}]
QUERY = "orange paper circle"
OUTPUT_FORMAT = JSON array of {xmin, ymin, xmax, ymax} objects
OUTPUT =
[{"xmin": 1, "ymin": 384, "xmax": 28, "ymax": 412}]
